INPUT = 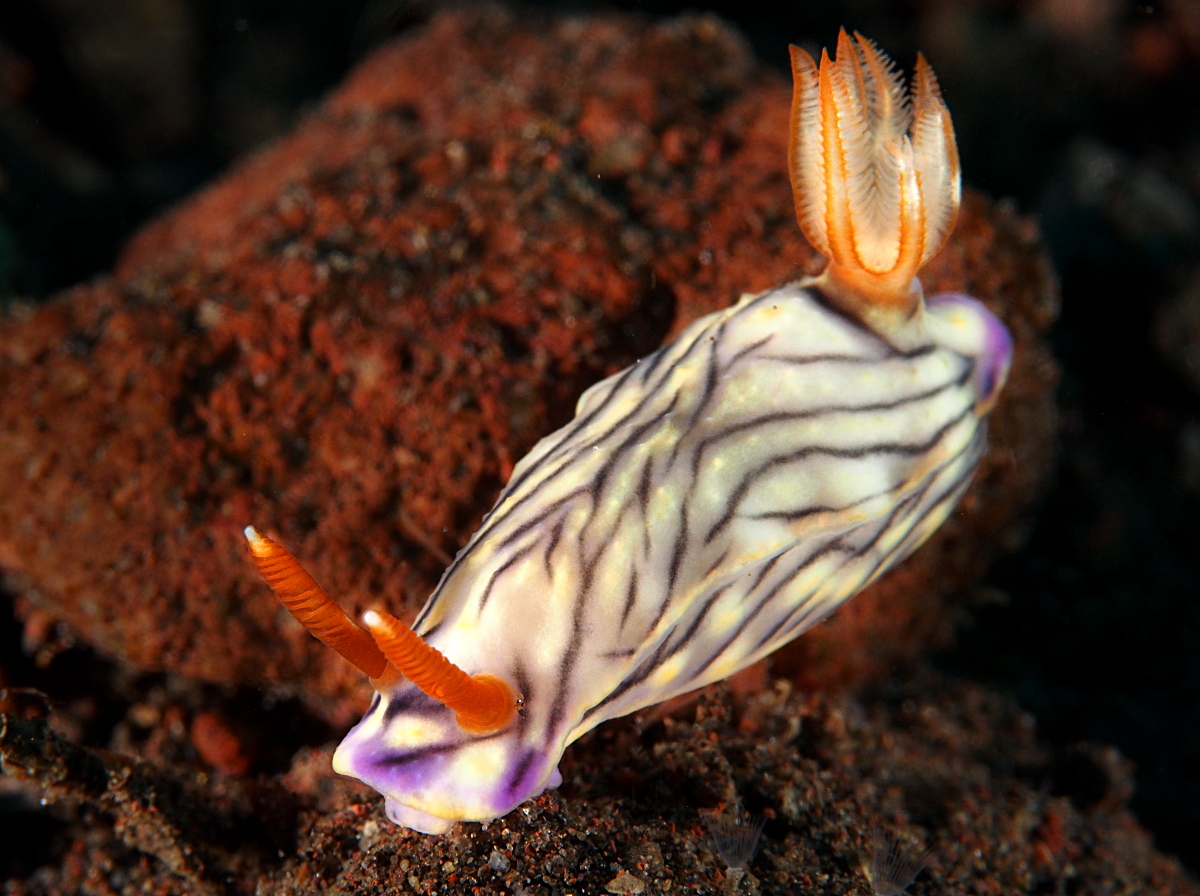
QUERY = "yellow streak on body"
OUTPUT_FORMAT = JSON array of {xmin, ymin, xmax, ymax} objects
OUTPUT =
[
  {"xmin": 649, "ymin": 654, "xmax": 688, "ymax": 690},
  {"xmin": 715, "ymin": 602, "xmax": 746, "ymax": 633},
  {"xmin": 448, "ymin": 738, "xmax": 508, "ymax": 790},
  {"xmin": 383, "ymin": 716, "xmax": 445, "ymax": 751}
]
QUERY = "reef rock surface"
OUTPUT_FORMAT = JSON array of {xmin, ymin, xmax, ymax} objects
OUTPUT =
[
  {"xmin": 2, "ymin": 669, "xmax": 1195, "ymax": 895},
  {"xmin": 0, "ymin": 7, "xmax": 1054, "ymax": 721}
]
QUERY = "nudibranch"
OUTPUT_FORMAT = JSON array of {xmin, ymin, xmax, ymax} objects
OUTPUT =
[{"xmin": 245, "ymin": 31, "xmax": 1012, "ymax": 834}]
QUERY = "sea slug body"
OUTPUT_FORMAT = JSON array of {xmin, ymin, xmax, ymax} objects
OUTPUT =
[{"xmin": 246, "ymin": 29, "xmax": 1013, "ymax": 835}]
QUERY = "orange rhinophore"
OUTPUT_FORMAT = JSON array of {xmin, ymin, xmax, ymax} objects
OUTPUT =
[
  {"xmin": 243, "ymin": 526, "xmax": 394, "ymax": 683},
  {"xmin": 362, "ymin": 609, "xmax": 518, "ymax": 735}
]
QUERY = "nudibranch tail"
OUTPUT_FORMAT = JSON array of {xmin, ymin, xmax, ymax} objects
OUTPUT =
[
  {"xmin": 362, "ymin": 609, "xmax": 519, "ymax": 735},
  {"xmin": 789, "ymin": 29, "xmax": 961, "ymax": 320},
  {"xmin": 243, "ymin": 526, "xmax": 395, "ymax": 682}
]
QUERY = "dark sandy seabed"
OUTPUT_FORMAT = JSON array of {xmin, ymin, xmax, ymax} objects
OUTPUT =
[{"xmin": 1, "ymin": 1, "xmax": 1199, "ymax": 893}]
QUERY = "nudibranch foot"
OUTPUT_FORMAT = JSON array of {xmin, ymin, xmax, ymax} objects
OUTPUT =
[
  {"xmin": 376, "ymin": 764, "xmax": 563, "ymax": 835},
  {"xmin": 384, "ymin": 799, "xmax": 455, "ymax": 836}
]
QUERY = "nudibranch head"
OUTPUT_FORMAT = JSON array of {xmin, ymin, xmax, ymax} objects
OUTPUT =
[
  {"xmin": 789, "ymin": 30, "xmax": 960, "ymax": 327},
  {"xmin": 244, "ymin": 527, "xmax": 538, "ymax": 834},
  {"xmin": 332, "ymin": 653, "xmax": 553, "ymax": 836},
  {"xmin": 244, "ymin": 30, "xmax": 1012, "ymax": 837}
]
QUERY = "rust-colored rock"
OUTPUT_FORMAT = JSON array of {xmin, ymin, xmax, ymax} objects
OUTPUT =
[{"xmin": 0, "ymin": 8, "xmax": 1056, "ymax": 719}]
